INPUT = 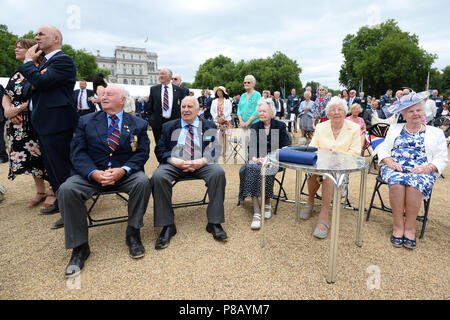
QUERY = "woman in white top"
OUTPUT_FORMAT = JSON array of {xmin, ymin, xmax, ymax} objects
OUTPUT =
[
  {"xmin": 210, "ymin": 86, "xmax": 233, "ymax": 157},
  {"xmin": 378, "ymin": 91, "xmax": 448, "ymax": 249}
]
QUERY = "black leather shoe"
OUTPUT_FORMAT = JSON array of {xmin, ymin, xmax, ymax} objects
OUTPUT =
[
  {"xmin": 65, "ymin": 244, "xmax": 90, "ymax": 278},
  {"xmin": 206, "ymin": 223, "xmax": 228, "ymax": 242},
  {"xmin": 390, "ymin": 234, "xmax": 404, "ymax": 248},
  {"xmin": 51, "ymin": 217, "xmax": 64, "ymax": 229},
  {"xmin": 40, "ymin": 204, "xmax": 59, "ymax": 215},
  {"xmin": 155, "ymin": 225, "xmax": 177, "ymax": 250},
  {"xmin": 126, "ymin": 233, "xmax": 145, "ymax": 259}
]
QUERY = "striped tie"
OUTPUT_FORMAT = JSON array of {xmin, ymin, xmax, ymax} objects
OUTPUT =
[
  {"xmin": 163, "ymin": 85, "xmax": 169, "ymax": 112},
  {"xmin": 38, "ymin": 57, "xmax": 47, "ymax": 69},
  {"xmin": 183, "ymin": 124, "xmax": 195, "ymax": 160},
  {"xmin": 107, "ymin": 115, "xmax": 121, "ymax": 151}
]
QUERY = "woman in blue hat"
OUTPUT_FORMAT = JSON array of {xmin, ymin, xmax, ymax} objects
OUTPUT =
[{"xmin": 377, "ymin": 92, "xmax": 448, "ymax": 249}]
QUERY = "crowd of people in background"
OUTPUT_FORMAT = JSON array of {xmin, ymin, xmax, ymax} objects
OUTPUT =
[{"xmin": 0, "ymin": 25, "xmax": 448, "ymax": 278}]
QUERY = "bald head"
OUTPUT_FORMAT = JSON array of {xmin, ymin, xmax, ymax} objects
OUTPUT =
[
  {"xmin": 172, "ymin": 74, "xmax": 182, "ymax": 86},
  {"xmin": 101, "ymin": 85, "xmax": 127, "ymax": 115},
  {"xmin": 36, "ymin": 26, "xmax": 63, "ymax": 53}
]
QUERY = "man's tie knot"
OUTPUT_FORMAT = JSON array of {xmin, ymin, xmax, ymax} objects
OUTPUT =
[{"xmin": 39, "ymin": 57, "xmax": 48, "ymax": 69}]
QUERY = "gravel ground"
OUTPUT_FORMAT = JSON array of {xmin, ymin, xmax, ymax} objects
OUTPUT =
[{"xmin": 0, "ymin": 131, "xmax": 448, "ymax": 300}]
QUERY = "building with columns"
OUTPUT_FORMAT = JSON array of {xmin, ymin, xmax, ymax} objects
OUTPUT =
[{"xmin": 96, "ymin": 46, "xmax": 159, "ymax": 86}]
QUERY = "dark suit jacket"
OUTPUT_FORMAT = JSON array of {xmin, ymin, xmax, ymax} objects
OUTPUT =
[
  {"xmin": 18, "ymin": 51, "xmax": 78, "ymax": 136},
  {"xmin": 179, "ymin": 85, "xmax": 190, "ymax": 97},
  {"xmin": 154, "ymin": 117, "xmax": 219, "ymax": 164},
  {"xmin": 73, "ymin": 89, "xmax": 96, "ymax": 113},
  {"xmin": 363, "ymin": 109, "xmax": 385, "ymax": 128},
  {"xmin": 70, "ymin": 111, "xmax": 150, "ymax": 178},
  {"xmin": 148, "ymin": 83, "xmax": 185, "ymax": 131},
  {"xmin": 248, "ymin": 119, "xmax": 290, "ymax": 159},
  {"xmin": 354, "ymin": 97, "xmax": 367, "ymax": 110},
  {"xmin": 272, "ymin": 98, "xmax": 285, "ymax": 117}
]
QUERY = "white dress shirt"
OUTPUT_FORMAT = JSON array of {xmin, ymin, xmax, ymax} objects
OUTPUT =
[{"xmin": 77, "ymin": 89, "xmax": 89, "ymax": 110}]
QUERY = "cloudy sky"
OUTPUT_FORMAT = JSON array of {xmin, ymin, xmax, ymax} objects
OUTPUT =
[{"xmin": 1, "ymin": 0, "xmax": 448, "ymax": 90}]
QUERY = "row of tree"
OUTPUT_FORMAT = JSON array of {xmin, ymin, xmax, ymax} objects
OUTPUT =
[
  {"xmin": 191, "ymin": 19, "xmax": 448, "ymax": 99},
  {"xmin": 0, "ymin": 24, "xmax": 109, "ymax": 81}
]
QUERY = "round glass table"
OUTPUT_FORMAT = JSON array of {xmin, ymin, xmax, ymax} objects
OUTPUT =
[{"xmin": 260, "ymin": 149, "xmax": 370, "ymax": 284}]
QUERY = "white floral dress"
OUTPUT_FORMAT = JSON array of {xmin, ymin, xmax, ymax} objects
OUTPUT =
[
  {"xmin": 5, "ymin": 71, "xmax": 46, "ymax": 180},
  {"xmin": 380, "ymin": 129, "xmax": 437, "ymax": 200}
]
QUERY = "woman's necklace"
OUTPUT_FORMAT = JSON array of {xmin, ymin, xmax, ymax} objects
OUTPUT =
[
  {"xmin": 331, "ymin": 124, "xmax": 342, "ymax": 137},
  {"xmin": 405, "ymin": 123, "xmax": 424, "ymax": 134}
]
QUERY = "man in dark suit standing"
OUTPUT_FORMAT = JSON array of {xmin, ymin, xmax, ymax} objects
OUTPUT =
[
  {"xmin": 19, "ymin": 26, "xmax": 78, "ymax": 228},
  {"xmin": 0, "ymin": 85, "xmax": 8, "ymax": 163},
  {"xmin": 73, "ymin": 79, "xmax": 96, "ymax": 117},
  {"xmin": 59, "ymin": 85, "xmax": 151, "ymax": 278},
  {"xmin": 148, "ymin": 68, "xmax": 186, "ymax": 143},
  {"xmin": 152, "ymin": 96, "xmax": 227, "ymax": 250},
  {"xmin": 273, "ymin": 91, "xmax": 284, "ymax": 119}
]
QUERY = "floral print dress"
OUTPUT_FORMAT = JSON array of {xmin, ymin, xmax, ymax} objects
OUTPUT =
[
  {"xmin": 380, "ymin": 129, "xmax": 437, "ymax": 200},
  {"xmin": 4, "ymin": 71, "xmax": 46, "ymax": 180}
]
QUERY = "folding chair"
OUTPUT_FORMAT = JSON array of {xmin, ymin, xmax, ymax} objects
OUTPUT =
[
  {"xmin": 366, "ymin": 174, "xmax": 432, "ymax": 239},
  {"xmin": 172, "ymin": 176, "xmax": 209, "ymax": 209},
  {"xmin": 367, "ymin": 123, "xmax": 390, "ymax": 174},
  {"xmin": 226, "ymin": 137, "xmax": 246, "ymax": 163},
  {"xmin": 86, "ymin": 190, "xmax": 129, "ymax": 228}
]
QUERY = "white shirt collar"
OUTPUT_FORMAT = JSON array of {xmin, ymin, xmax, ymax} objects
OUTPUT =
[{"xmin": 45, "ymin": 49, "xmax": 62, "ymax": 61}]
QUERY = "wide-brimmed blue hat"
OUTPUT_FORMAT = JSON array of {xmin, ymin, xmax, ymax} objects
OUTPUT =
[{"xmin": 382, "ymin": 91, "xmax": 429, "ymax": 118}]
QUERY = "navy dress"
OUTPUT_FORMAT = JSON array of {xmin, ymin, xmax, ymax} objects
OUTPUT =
[{"xmin": 380, "ymin": 129, "xmax": 438, "ymax": 200}]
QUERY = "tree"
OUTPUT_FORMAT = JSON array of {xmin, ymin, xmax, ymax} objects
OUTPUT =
[
  {"xmin": 339, "ymin": 19, "xmax": 437, "ymax": 97},
  {"xmin": 0, "ymin": 25, "xmax": 108, "ymax": 81},
  {"xmin": 0, "ymin": 25, "xmax": 20, "ymax": 77},
  {"xmin": 192, "ymin": 52, "xmax": 302, "ymax": 97}
]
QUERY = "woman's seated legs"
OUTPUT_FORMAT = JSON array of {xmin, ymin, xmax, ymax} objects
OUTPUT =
[
  {"xmin": 404, "ymin": 186, "xmax": 423, "ymax": 240},
  {"xmin": 307, "ymin": 175, "xmax": 333, "ymax": 230},
  {"xmin": 389, "ymin": 184, "xmax": 406, "ymax": 237}
]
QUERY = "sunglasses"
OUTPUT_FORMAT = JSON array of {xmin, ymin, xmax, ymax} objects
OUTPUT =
[
  {"xmin": 244, "ymin": 82, "xmax": 252, "ymax": 84},
  {"xmin": 172, "ymin": 78, "xmax": 179, "ymax": 81}
]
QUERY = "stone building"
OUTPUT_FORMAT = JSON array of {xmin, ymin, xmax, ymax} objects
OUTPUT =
[{"xmin": 96, "ymin": 46, "xmax": 159, "ymax": 86}]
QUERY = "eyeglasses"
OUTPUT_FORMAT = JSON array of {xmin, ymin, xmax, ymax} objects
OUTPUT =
[{"xmin": 172, "ymin": 78, "xmax": 179, "ymax": 81}]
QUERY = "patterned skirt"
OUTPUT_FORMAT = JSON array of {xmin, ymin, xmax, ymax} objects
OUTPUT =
[{"xmin": 238, "ymin": 162, "xmax": 276, "ymax": 201}]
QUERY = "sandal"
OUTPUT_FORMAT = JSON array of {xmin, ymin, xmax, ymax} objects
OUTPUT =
[
  {"xmin": 300, "ymin": 205, "xmax": 313, "ymax": 220},
  {"xmin": 264, "ymin": 204, "xmax": 272, "ymax": 219},
  {"xmin": 313, "ymin": 220, "xmax": 329, "ymax": 239},
  {"xmin": 28, "ymin": 192, "xmax": 47, "ymax": 208},
  {"xmin": 40, "ymin": 188, "xmax": 56, "ymax": 209},
  {"xmin": 251, "ymin": 213, "xmax": 262, "ymax": 230}
]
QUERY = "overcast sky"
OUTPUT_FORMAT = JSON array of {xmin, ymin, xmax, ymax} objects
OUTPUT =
[{"xmin": 1, "ymin": 0, "xmax": 448, "ymax": 90}]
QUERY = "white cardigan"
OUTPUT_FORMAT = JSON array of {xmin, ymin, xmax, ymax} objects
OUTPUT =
[
  {"xmin": 377, "ymin": 123, "xmax": 448, "ymax": 175},
  {"xmin": 210, "ymin": 98, "xmax": 232, "ymax": 122}
]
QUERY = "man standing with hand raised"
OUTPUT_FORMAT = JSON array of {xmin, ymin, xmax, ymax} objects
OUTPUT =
[{"xmin": 18, "ymin": 26, "xmax": 78, "ymax": 229}]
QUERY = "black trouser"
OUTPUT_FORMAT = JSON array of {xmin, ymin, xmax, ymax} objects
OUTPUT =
[
  {"xmin": 38, "ymin": 130, "xmax": 74, "ymax": 195},
  {"xmin": 0, "ymin": 121, "xmax": 7, "ymax": 160},
  {"xmin": 287, "ymin": 110, "xmax": 299, "ymax": 132}
]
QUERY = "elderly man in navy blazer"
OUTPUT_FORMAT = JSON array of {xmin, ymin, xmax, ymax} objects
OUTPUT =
[
  {"xmin": 152, "ymin": 96, "xmax": 227, "ymax": 249},
  {"xmin": 73, "ymin": 79, "xmax": 96, "ymax": 116},
  {"xmin": 59, "ymin": 85, "xmax": 151, "ymax": 278},
  {"xmin": 18, "ymin": 26, "xmax": 78, "ymax": 228}
]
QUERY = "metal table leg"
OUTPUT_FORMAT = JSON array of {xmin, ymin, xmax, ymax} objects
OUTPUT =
[
  {"xmin": 356, "ymin": 169, "xmax": 368, "ymax": 247},
  {"xmin": 325, "ymin": 173, "xmax": 345, "ymax": 284}
]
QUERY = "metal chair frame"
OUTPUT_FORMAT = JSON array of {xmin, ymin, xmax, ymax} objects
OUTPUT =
[
  {"xmin": 86, "ymin": 190, "xmax": 129, "ymax": 228},
  {"xmin": 171, "ymin": 176, "xmax": 209, "ymax": 209}
]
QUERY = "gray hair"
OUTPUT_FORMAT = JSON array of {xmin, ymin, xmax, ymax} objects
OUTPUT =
[
  {"xmin": 325, "ymin": 96, "xmax": 349, "ymax": 115},
  {"xmin": 244, "ymin": 75, "xmax": 256, "ymax": 86},
  {"xmin": 304, "ymin": 90, "xmax": 311, "ymax": 97},
  {"xmin": 257, "ymin": 98, "xmax": 276, "ymax": 118},
  {"xmin": 161, "ymin": 68, "xmax": 173, "ymax": 77},
  {"xmin": 107, "ymin": 84, "xmax": 128, "ymax": 100},
  {"xmin": 319, "ymin": 85, "xmax": 328, "ymax": 92}
]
